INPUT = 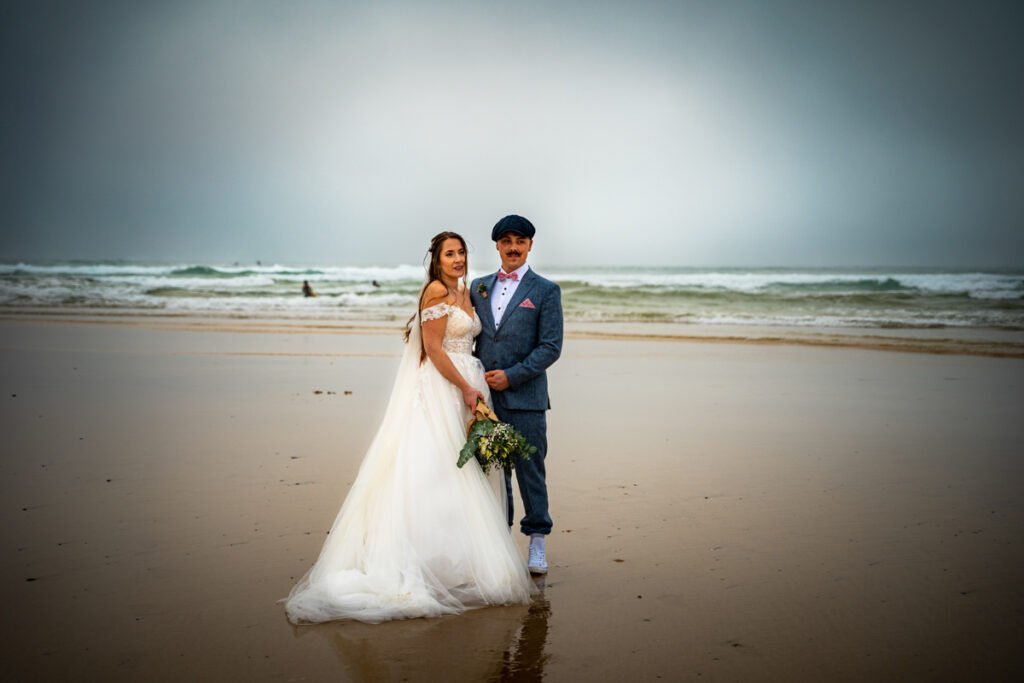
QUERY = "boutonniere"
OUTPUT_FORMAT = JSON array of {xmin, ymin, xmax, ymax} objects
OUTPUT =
[{"xmin": 477, "ymin": 282, "xmax": 489, "ymax": 299}]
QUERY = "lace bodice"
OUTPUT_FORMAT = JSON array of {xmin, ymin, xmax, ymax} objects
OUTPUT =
[{"xmin": 420, "ymin": 303, "xmax": 481, "ymax": 355}]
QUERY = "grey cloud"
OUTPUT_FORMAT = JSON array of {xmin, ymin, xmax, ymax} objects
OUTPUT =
[{"xmin": 1, "ymin": 0, "xmax": 1022, "ymax": 266}]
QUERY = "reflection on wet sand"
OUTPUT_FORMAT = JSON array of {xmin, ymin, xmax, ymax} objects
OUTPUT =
[
  {"xmin": 293, "ymin": 579, "xmax": 550, "ymax": 682},
  {"xmin": 498, "ymin": 578, "xmax": 550, "ymax": 682}
]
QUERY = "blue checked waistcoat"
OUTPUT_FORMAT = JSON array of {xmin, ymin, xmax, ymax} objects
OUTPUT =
[{"xmin": 470, "ymin": 269, "xmax": 563, "ymax": 411}]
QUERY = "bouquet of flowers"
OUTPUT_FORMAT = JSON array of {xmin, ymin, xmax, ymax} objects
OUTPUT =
[{"xmin": 458, "ymin": 399, "xmax": 537, "ymax": 474}]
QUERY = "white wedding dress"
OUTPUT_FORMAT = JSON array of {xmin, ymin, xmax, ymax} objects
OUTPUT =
[{"xmin": 284, "ymin": 302, "xmax": 535, "ymax": 624}]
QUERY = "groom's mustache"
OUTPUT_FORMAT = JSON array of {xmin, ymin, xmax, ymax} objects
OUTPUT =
[{"xmin": 506, "ymin": 251, "xmax": 521, "ymax": 257}]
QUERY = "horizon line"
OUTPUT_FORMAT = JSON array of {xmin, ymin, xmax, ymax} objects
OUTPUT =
[{"xmin": 1, "ymin": 257, "xmax": 1022, "ymax": 272}]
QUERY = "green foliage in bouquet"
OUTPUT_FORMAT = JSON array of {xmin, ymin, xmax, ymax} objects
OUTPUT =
[{"xmin": 458, "ymin": 400, "xmax": 537, "ymax": 474}]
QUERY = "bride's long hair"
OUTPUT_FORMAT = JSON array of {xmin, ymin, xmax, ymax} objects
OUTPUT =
[{"xmin": 404, "ymin": 231, "xmax": 469, "ymax": 362}]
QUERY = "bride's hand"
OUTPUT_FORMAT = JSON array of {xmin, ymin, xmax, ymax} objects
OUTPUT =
[{"xmin": 462, "ymin": 386, "xmax": 485, "ymax": 412}]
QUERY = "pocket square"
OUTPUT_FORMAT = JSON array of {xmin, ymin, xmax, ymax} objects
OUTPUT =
[{"xmin": 519, "ymin": 298, "xmax": 535, "ymax": 309}]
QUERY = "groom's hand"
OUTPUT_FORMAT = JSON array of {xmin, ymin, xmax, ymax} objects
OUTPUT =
[{"xmin": 484, "ymin": 370, "xmax": 510, "ymax": 391}]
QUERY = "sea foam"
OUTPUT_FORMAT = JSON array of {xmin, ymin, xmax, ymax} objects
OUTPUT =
[{"xmin": 2, "ymin": 261, "xmax": 1021, "ymax": 329}]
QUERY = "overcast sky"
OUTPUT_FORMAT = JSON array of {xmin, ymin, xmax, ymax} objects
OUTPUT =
[{"xmin": 1, "ymin": 0, "xmax": 1022, "ymax": 267}]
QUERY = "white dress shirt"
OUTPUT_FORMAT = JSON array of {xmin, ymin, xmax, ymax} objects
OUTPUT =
[{"xmin": 491, "ymin": 263, "xmax": 530, "ymax": 327}]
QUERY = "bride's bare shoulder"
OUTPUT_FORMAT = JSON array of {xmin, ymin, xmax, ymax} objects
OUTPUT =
[{"xmin": 420, "ymin": 280, "xmax": 451, "ymax": 310}]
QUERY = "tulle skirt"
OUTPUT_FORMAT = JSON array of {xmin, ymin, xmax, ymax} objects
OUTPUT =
[{"xmin": 284, "ymin": 352, "xmax": 535, "ymax": 624}]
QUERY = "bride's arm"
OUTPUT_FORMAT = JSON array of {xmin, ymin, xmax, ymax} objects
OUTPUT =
[{"xmin": 420, "ymin": 283, "xmax": 485, "ymax": 411}]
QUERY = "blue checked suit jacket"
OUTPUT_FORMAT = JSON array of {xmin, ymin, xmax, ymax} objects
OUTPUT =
[{"xmin": 471, "ymin": 268, "xmax": 563, "ymax": 411}]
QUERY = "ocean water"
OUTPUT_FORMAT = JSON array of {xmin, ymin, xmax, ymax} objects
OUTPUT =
[{"xmin": 1, "ymin": 261, "xmax": 1022, "ymax": 330}]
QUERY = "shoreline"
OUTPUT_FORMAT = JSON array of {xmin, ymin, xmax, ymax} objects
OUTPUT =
[{"xmin": 3, "ymin": 308, "xmax": 1024, "ymax": 358}]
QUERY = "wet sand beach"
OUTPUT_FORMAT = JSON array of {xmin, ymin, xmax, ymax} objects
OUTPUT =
[{"xmin": 2, "ymin": 313, "xmax": 1023, "ymax": 681}]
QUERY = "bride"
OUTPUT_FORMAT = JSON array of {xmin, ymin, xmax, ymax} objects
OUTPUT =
[{"xmin": 284, "ymin": 231, "xmax": 536, "ymax": 624}]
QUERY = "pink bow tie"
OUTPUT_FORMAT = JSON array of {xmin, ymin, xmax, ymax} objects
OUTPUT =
[{"xmin": 497, "ymin": 271, "xmax": 518, "ymax": 282}]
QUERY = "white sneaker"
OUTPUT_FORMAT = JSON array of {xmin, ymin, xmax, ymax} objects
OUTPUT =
[{"xmin": 528, "ymin": 541, "xmax": 548, "ymax": 575}]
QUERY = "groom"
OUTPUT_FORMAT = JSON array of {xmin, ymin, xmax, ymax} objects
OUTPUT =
[{"xmin": 471, "ymin": 215, "xmax": 563, "ymax": 575}]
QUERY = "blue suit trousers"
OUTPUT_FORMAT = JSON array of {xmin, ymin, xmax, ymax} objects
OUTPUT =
[{"xmin": 498, "ymin": 407, "xmax": 552, "ymax": 536}]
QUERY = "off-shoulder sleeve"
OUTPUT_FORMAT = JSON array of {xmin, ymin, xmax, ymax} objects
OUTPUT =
[{"xmin": 419, "ymin": 303, "xmax": 449, "ymax": 323}]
